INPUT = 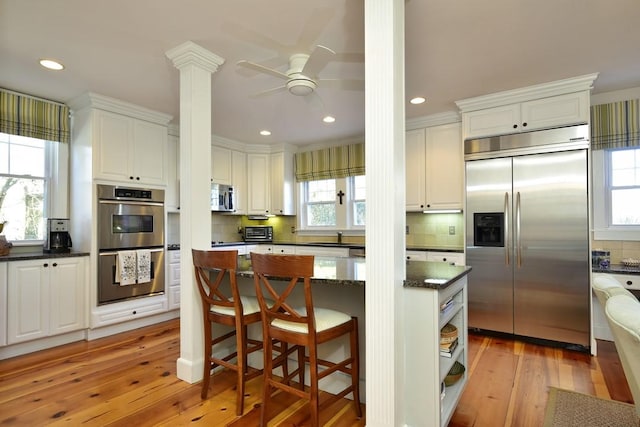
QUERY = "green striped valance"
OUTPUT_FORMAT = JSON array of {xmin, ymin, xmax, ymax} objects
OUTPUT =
[
  {"xmin": 295, "ymin": 142, "xmax": 365, "ymax": 182},
  {"xmin": 590, "ymin": 99, "xmax": 639, "ymax": 150},
  {"xmin": 0, "ymin": 89, "xmax": 70, "ymax": 143}
]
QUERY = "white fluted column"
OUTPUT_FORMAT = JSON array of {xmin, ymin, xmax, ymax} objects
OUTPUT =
[
  {"xmin": 166, "ymin": 41, "xmax": 225, "ymax": 383},
  {"xmin": 365, "ymin": 0, "xmax": 406, "ymax": 425}
]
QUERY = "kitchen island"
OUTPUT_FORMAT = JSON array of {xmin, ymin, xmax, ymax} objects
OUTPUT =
[{"xmin": 231, "ymin": 253, "xmax": 471, "ymax": 423}]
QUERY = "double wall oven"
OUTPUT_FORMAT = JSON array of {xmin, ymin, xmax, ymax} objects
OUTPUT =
[{"xmin": 97, "ymin": 184, "xmax": 165, "ymax": 305}]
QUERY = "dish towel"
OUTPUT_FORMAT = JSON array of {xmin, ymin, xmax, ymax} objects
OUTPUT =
[
  {"xmin": 136, "ymin": 249, "xmax": 151, "ymax": 284},
  {"xmin": 116, "ymin": 250, "xmax": 137, "ymax": 286}
]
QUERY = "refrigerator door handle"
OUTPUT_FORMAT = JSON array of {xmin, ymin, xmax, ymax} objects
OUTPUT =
[
  {"xmin": 516, "ymin": 191, "xmax": 522, "ymax": 268},
  {"xmin": 504, "ymin": 192, "xmax": 510, "ymax": 265}
]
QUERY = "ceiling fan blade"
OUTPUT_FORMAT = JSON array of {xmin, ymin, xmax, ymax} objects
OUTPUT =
[
  {"xmin": 302, "ymin": 45, "xmax": 335, "ymax": 77},
  {"xmin": 304, "ymin": 91, "xmax": 325, "ymax": 110},
  {"xmin": 236, "ymin": 60, "xmax": 289, "ymax": 80},
  {"xmin": 249, "ymin": 85, "xmax": 287, "ymax": 99},
  {"xmin": 318, "ymin": 79, "xmax": 365, "ymax": 91}
]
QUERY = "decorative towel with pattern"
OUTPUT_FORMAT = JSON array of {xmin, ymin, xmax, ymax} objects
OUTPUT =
[
  {"xmin": 136, "ymin": 249, "xmax": 151, "ymax": 284},
  {"xmin": 116, "ymin": 250, "xmax": 137, "ymax": 286}
]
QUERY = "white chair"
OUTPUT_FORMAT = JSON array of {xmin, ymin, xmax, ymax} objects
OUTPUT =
[
  {"xmin": 605, "ymin": 293, "xmax": 640, "ymax": 418},
  {"xmin": 592, "ymin": 274, "xmax": 635, "ymax": 307}
]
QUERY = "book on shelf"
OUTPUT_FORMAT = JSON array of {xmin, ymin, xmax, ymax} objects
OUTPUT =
[
  {"xmin": 440, "ymin": 297, "xmax": 455, "ymax": 315},
  {"xmin": 440, "ymin": 338, "xmax": 458, "ymax": 357}
]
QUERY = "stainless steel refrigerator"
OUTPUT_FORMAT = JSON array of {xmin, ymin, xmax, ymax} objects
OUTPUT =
[{"xmin": 465, "ymin": 125, "xmax": 591, "ymax": 348}]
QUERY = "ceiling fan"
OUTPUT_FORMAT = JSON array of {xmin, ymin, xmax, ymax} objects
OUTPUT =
[{"xmin": 237, "ymin": 45, "xmax": 363, "ymax": 98}]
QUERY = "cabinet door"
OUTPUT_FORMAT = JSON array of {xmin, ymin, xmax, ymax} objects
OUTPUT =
[
  {"xmin": 426, "ymin": 251, "xmax": 465, "ymax": 266},
  {"xmin": 270, "ymin": 151, "xmax": 295, "ymax": 215},
  {"xmin": 273, "ymin": 245, "xmax": 296, "ymax": 254},
  {"xmin": 211, "ymin": 146, "xmax": 232, "ymax": 185},
  {"xmin": 49, "ymin": 257, "xmax": 86, "ymax": 335},
  {"xmin": 405, "ymin": 129, "xmax": 427, "ymax": 211},
  {"xmin": 406, "ymin": 250, "xmax": 428, "ymax": 261},
  {"xmin": 247, "ymin": 153, "xmax": 271, "ymax": 214},
  {"xmin": 521, "ymin": 92, "xmax": 589, "ymax": 132},
  {"xmin": 425, "ymin": 123, "xmax": 463, "ymax": 210},
  {"xmin": 462, "ymin": 104, "xmax": 520, "ymax": 139},
  {"xmin": 0, "ymin": 263, "xmax": 6, "ymax": 346},
  {"xmin": 232, "ymin": 150, "xmax": 247, "ymax": 214},
  {"xmin": 94, "ymin": 110, "xmax": 133, "ymax": 182},
  {"xmin": 132, "ymin": 120, "xmax": 167, "ymax": 185},
  {"xmin": 166, "ymin": 134, "xmax": 180, "ymax": 211},
  {"xmin": 7, "ymin": 260, "xmax": 49, "ymax": 344}
]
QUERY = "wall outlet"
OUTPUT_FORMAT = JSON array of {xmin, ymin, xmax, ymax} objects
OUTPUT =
[
  {"xmin": 449, "ymin": 226, "xmax": 455, "ymax": 235},
  {"xmin": 291, "ymin": 226, "xmax": 296, "ymax": 234}
]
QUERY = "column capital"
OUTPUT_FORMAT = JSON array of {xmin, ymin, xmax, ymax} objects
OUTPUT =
[{"xmin": 165, "ymin": 41, "xmax": 225, "ymax": 73}]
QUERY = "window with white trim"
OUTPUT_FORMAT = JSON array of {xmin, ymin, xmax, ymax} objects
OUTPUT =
[
  {"xmin": 299, "ymin": 175, "xmax": 366, "ymax": 230},
  {"xmin": 593, "ymin": 147, "xmax": 640, "ymax": 240},
  {"xmin": 0, "ymin": 132, "xmax": 51, "ymax": 241}
]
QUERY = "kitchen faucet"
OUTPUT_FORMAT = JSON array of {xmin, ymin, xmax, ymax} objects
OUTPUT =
[{"xmin": 337, "ymin": 231, "xmax": 343, "ymax": 244}]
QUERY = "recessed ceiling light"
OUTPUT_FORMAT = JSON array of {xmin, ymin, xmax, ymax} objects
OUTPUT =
[
  {"xmin": 323, "ymin": 116, "xmax": 336, "ymax": 123},
  {"xmin": 410, "ymin": 97, "xmax": 426, "ymax": 105},
  {"xmin": 259, "ymin": 130, "xmax": 271, "ymax": 136},
  {"xmin": 39, "ymin": 59, "xmax": 65, "ymax": 71}
]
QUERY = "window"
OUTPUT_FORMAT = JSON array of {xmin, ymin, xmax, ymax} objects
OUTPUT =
[
  {"xmin": 609, "ymin": 148, "xmax": 640, "ymax": 225},
  {"xmin": 593, "ymin": 147, "xmax": 640, "ymax": 240},
  {"xmin": 0, "ymin": 132, "xmax": 49, "ymax": 241},
  {"xmin": 299, "ymin": 175, "xmax": 365, "ymax": 230}
]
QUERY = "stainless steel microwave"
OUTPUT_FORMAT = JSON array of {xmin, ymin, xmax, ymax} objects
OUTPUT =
[
  {"xmin": 243, "ymin": 226, "xmax": 273, "ymax": 242},
  {"xmin": 211, "ymin": 183, "xmax": 235, "ymax": 212}
]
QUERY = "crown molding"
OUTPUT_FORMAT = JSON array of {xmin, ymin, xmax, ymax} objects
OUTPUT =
[
  {"xmin": 405, "ymin": 111, "xmax": 460, "ymax": 131},
  {"xmin": 68, "ymin": 92, "xmax": 173, "ymax": 125},
  {"xmin": 455, "ymin": 73, "xmax": 599, "ymax": 112},
  {"xmin": 165, "ymin": 41, "xmax": 225, "ymax": 73}
]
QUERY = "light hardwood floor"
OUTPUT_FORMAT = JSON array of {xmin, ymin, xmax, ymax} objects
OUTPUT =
[{"xmin": 0, "ymin": 319, "xmax": 632, "ymax": 426}]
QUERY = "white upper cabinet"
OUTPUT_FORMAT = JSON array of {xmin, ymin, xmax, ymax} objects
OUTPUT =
[
  {"xmin": 247, "ymin": 153, "xmax": 271, "ymax": 215},
  {"xmin": 211, "ymin": 145, "xmax": 232, "ymax": 185},
  {"xmin": 94, "ymin": 110, "xmax": 168, "ymax": 186},
  {"xmin": 406, "ymin": 122, "xmax": 463, "ymax": 211},
  {"xmin": 232, "ymin": 150, "xmax": 247, "ymax": 215},
  {"xmin": 270, "ymin": 151, "xmax": 295, "ymax": 215},
  {"xmin": 462, "ymin": 92, "xmax": 589, "ymax": 139},
  {"xmin": 456, "ymin": 74, "xmax": 598, "ymax": 140}
]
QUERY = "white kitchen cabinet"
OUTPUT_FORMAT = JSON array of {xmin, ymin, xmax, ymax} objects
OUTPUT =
[
  {"xmin": 7, "ymin": 257, "xmax": 86, "ymax": 344},
  {"xmin": 0, "ymin": 263, "xmax": 6, "ymax": 346},
  {"xmin": 94, "ymin": 109, "xmax": 168, "ymax": 186},
  {"xmin": 251, "ymin": 244, "xmax": 274, "ymax": 254},
  {"xmin": 167, "ymin": 250, "xmax": 181, "ymax": 310},
  {"xmin": 166, "ymin": 133, "xmax": 180, "ymax": 211},
  {"xmin": 232, "ymin": 150, "xmax": 247, "ymax": 215},
  {"xmin": 426, "ymin": 251, "xmax": 465, "ymax": 266},
  {"xmin": 272, "ymin": 245, "xmax": 296, "ymax": 254},
  {"xmin": 211, "ymin": 145, "xmax": 232, "ymax": 185},
  {"xmin": 405, "ymin": 275, "xmax": 468, "ymax": 427},
  {"xmin": 462, "ymin": 91, "xmax": 589, "ymax": 140},
  {"xmin": 294, "ymin": 246, "xmax": 349, "ymax": 257},
  {"xmin": 270, "ymin": 151, "xmax": 296, "ymax": 215},
  {"xmin": 247, "ymin": 153, "xmax": 271, "ymax": 215},
  {"xmin": 406, "ymin": 123, "xmax": 463, "ymax": 211}
]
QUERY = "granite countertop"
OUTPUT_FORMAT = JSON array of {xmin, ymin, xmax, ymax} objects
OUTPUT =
[
  {"xmin": 168, "ymin": 241, "xmax": 464, "ymax": 253},
  {"xmin": 593, "ymin": 264, "xmax": 640, "ymax": 276},
  {"xmin": 232, "ymin": 254, "xmax": 471, "ymax": 290},
  {"xmin": 0, "ymin": 250, "xmax": 90, "ymax": 261}
]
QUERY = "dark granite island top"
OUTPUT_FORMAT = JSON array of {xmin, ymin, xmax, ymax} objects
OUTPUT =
[{"xmin": 234, "ymin": 254, "xmax": 471, "ymax": 289}]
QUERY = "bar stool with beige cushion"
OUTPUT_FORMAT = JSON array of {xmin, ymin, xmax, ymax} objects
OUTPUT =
[
  {"xmin": 193, "ymin": 249, "xmax": 288, "ymax": 415},
  {"xmin": 605, "ymin": 293, "xmax": 640, "ymax": 419},
  {"xmin": 251, "ymin": 252, "xmax": 362, "ymax": 427},
  {"xmin": 592, "ymin": 273, "xmax": 635, "ymax": 307}
]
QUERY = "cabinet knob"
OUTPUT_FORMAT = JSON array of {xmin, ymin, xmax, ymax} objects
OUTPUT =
[
  {"xmin": 513, "ymin": 124, "xmax": 518, "ymax": 129},
  {"xmin": 52, "ymin": 262, "xmax": 58, "ymax": 267},
  {"xmin": 420, "ymin": 204, "xmax": 424, "ymax": 208},
  {"xmin": 129, "ymin": 176, "xmax": 134, "ymax": 180},
  {"xmin": 136, "ymin": 177, "xmax": 140, "ymax": 180},
  {"xmin": 426, "ymin": 204, "xmax": 431, "ymax": 208},
  {"xmin": 522, "ymin": 122, "xmax": 528, "ymax": 127},
  {"xmin": 43, "ymin": 263, "xmax": 48, "ymax": 267},
  {"xmin": 627, "ymin": 280, "xmax": 633, "ymax": 286}
]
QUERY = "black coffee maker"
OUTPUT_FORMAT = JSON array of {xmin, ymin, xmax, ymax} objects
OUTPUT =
[{"xmin": 44, "ymin": 218, "xmax": 72, "ymax": 253}]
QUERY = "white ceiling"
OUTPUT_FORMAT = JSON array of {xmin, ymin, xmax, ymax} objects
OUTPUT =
[{"xmin": 2, "ymin": 0, "xmax": 640, "ymax": 147}]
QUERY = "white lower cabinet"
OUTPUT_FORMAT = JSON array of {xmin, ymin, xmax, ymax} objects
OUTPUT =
[
  {"xmin": 406, "ymin": 250, "xmax": 428, "ymax": 261},
  {"xmin": 168, "ymin": 250, "xmax": 181, "ymax": 310},
  {"xmin": 0, "ymin": 263, "xmax": 7, "ymax": 346},
  {"xmin": 426, "ymin": 251, "xmax": 465, "ymax": 266},
  {"xmin": 7, "ymin": 257, "xmax": 87, "ymax": 345},
  {"xmin": 272, "ymin": 245, "xmax": 296, "ymax": 254},
  {"xmin": 405, "ymin": 275, "xmax": 468, "ymax": 426}
]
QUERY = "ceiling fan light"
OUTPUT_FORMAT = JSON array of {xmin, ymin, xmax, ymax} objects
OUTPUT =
[{"xmin": 287, "ymin": 78, "xmax": 316, "ymax": 96}]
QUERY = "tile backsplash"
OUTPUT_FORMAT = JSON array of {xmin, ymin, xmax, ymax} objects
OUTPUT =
[
  {"xmin": 592, "ymin": 239, "xmax": 640, "ymax": 263},
  {"xmin": 406, "ymin": 212, "xmax": 464, "ymax": 248}
]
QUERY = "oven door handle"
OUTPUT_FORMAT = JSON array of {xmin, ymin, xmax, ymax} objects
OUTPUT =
[
  {"xmin": 98, "ymin": 199, "xmax": 164, "ymax": 207},
  {"xmin": 99, "ymin": 248, "xmax": 164, "ymax": 256}
]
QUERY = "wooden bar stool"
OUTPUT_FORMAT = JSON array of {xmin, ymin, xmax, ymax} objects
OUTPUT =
[
  {"xmin": 192, "ymin": 249, "xmax": 276, "ymax": 415},
  {"xmin": 251, "ymin": 252, "xmax": 362, "ymax": 427}
]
